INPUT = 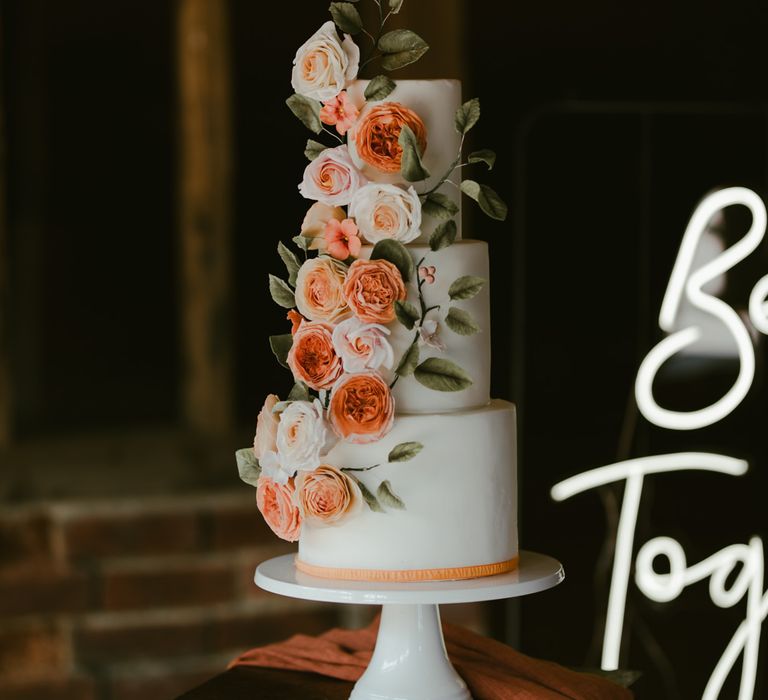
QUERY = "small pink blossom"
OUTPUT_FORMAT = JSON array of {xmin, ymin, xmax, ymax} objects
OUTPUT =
[
  {"xmin": 319, "ymin": 91, "xmax": 360, "ymax": 136},
  {"xmin": 418, "ymin": 265, "xmax": 436, "ymax": 284},
  {"xmin": 325, "ymin": 218, "xmax": 362, "ymax": 260},
  {"xmin": 418, "ymin": 319, "xmax": 445, "ymax": 351}
]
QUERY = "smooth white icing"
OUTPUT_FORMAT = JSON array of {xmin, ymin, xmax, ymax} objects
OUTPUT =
[
  {"xmin": 299, "ymin": 400, "xmax": 518, "ymax": 572},
  {"xmin": 359, "ymin": 239, "xmax": 491, "ymax": 413},
  {"xmin": 346, "ymin": 79, "xmax": 462, "ymax": 245}
]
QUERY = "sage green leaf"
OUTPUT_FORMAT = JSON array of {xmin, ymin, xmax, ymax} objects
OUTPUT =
[
  {"xmin": 287, "ymin": 382, "xmax": 310, "ymax": 402},
  {"xmin": 277, "ymin": 242, "xmax": 301, "ymax": 286},
  {"xmin": 388, "ymin": 441, "xmax": 423, "ymax": 462},
  {"xmin": 269, "ymin": 274, "xmax": 296, "ymax": 308},
  {"xmin": 364, "ymin": 75, "xmax": 397, "ymax": 102},
  {"xmin": 304, "ymin": 139, "xmax": 326, "ymax": 161},
  {"xmin": 370, "ymin": 238, "xmax": 414, "ymax": 282},
  {"xmin": 329, "ymin": 2, "xmax": 363, "ymax": 34},
  {"xmin": 292, "ymin": 234, "xmax": 310, "ymax": 252},
  {"xmin": 396, "ymin": 341, "xmax": 419, "ymax": 376},
  {"xmin": 269, "ymin": 334, "xmax": 293, "ymax": 368},
  {"xmin": 455, "ymin": 98, "xmax": 480, "ymax": 135},
  {"xmin": 388, "ymin": 0, "xmax": 404, "ymax": 13},
  {"xmin": 445, "ymin": 307, "xmax": 480, "ymax": 336},
  {"xmin": 468, "ymin": 149, "xmax": 496, "ymax": 170},
  {"xmin": 422, "ymin": 192, "xmax": 459, "ymax": 221},
  {"xmin": 395, "ymin": 300, "xmax": 420, "ymax": 330},
  {"xmin": 398, "ymin": 124, "xmax": 430, "ymax": 182},
  {"xmin": 448, "ymin": 275, "xmax": 486, "ymax": 301},
  {"xmin": 378, "ymin": 29, "xmax": 429, "ymax": 71},
  {"xmin": 460, "ymin": 180, "xmax": 508, "ymax": 221},
  {"xmin": 286, "ymin": 94, "xmax": 323, "ymax": 134},
  {"xmin": 236, "ymin": 448, "xmax": 261, "ymax": 487},
  {"xmin": 429, "ymin": 219, "xmax": 457, "ymax": 252},
  {"xmin": 348, "ymin": 474, "xmax": 383, "ymax": 512},
  {"xmin": 377, "ymin": 480, "xmax": 406, "ymax": 509},
  {"xmin": 414, "ymin": 357, "xmax": 473, "ymax": 392}
]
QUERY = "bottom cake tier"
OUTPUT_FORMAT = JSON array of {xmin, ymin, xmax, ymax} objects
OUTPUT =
[{"xmin": 297, "ymin": 399, "xmax": 518, "ymax": 582}]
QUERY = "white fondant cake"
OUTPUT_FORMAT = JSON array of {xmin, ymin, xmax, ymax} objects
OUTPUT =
[
  {"xmin": 298, "ymin": 401, "xmax": 517, "ymax": 576},
  {"xmin": 240, "ymin": 16, "xmax": 515, "ymax": 584}
]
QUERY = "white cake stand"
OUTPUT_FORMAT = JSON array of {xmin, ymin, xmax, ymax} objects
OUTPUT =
[{"xmin": 255, "ymin": 551, "xmax": 564, "ymax": 700}]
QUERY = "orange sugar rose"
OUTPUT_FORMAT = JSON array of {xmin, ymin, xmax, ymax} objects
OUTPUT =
[
  {"xmin": 256, "ymin": 476, "xmax": 301, "ymax": 542},
  {"xmin": 351, "ymin": 102, "xmax": 427, "ymax": 173},
  {"xmin": 343, "ymin": 258, "xmax": 406, "ymax": 324},
  {"xmin": 329, "ymin": 371, "xmax": 395, "ymax": 444},
  {"xmin": 296, "ymin": 464, "xmax": 361, "ymax": 525},
  {"xmin": 287, "ymin": 321, "xmax": 343, "ymax": 391}
]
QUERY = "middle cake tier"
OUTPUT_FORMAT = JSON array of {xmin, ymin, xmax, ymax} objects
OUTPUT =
[{"xmin": 360, "ymin": 238, "xmax": 491, "ymax": 413}]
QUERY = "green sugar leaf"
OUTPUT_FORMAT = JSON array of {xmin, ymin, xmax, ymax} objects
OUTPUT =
[
  {"xmin": 445, "ymin": 307, "xmax": 480, "ymax": 336},
  {"xmin": 398, "ymin": 124, "xmax": 430, "ymax": 182},
  {"xmin": 422, "ymin": 192, "xmax": 459, "ymax": 221},
  {"xmin": 268, "ymin": 274, "xmax": 296, "ymax": 309},
  {"xmin": 468, "ymin": 149, "xmax": 496, "ymax": 170},
  {"xmin": 277, "ymin": 242, "xmax": 301, "ymax": 287},
  {"xmin": 329, "ymin": 2, "xmax": 363, "ymax": 34},
  {"xmin": 455, "ymin": 98, "xmax": 480, "ymax": 135},
  {"xmin": 448, "ymin": 275, "xmax": 486, "ymax": 301},
  {"xmin": 236, "ymin": 448, "xmax": 261, "ymax": 487},
  {"xmin": 378, "ymin": 29, "xmax": 429, "ymax": 71},
  {"xmin": 460, "ymin": 180, "xmax": 508, "ymax": 222},
  {"xmin": 304, "ymin": 139, "xmax": 327, "ymax": 161},
  {"xmin": 414, "ymin": 357, "xmax": 473, "ymax": 392},
  {"xmin": 364, "ymin": 75, "xmax": 397, "ymax": 101},
  {"xmin": 269, "ymin": 333, "xmax": 293, "ymax": 368},
  {"xmin": 286, "ymin": 94, "xmax": 323, "ymax": 134},
  {"xmin": 388, "ymin": 442, "xmax": 424, "ymax": 462},
  {"xmin": 377, "ymin": 480, "xmax": 406, "ymax": 509},
  {"xmin": 429, "ymin": 219, "xmax": 457, "ymax": 252},
  {"xmin": 395, "ymin": 300, "xmax": 420, "ymax": 330},
  {"xmin": 395, "ymin": 341, "xmax": 419, "ymax": 376},
  {"xmin": 370, "ymin": 238, "xmax": 414, "ymax": 283}
]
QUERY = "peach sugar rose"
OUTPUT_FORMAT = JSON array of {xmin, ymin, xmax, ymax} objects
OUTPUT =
[
  {"xmin": 329, "ymin": 371, "xmax": 395, "ymax": 444},
  {"xmin": 287, "ymin": 321, "xmax": 343, "ymax": 391},
  {"xmin": 343, "ymin": 258, "xmax": 406, "ymax": 324},
  {"xmin": 295, "ymin": 464, "xmax": 362, "ymax": 525},
  {"xmin": 253, "ymin": 393, "xmax": 280, "ymax": 460},
  {"xmin": 256, "ymin": 476, "xmax": 301, "ymax": 542},
  {"xmin": 351, "ymin": 102, "xmax": 427, "ymax": 173},
  {"xmin": 295, "ymin": 256, "xmax": 350, "ymax": 323}
]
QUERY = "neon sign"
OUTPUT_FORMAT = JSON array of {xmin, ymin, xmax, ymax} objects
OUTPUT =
[{"xmin": 551, "ymin": 187, "xmax": 768, "ymax": 698}]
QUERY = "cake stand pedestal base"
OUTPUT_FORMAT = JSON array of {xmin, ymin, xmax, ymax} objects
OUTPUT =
[
  {"xmin": 350, "ymin": 603, "xmax": 469, "ymax": 700},
  {"xmin": 256, "ymin": 551, "xmax": 564, "ymax": 700}
]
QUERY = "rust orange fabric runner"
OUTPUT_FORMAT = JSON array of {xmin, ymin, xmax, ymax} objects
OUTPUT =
[{"xmin": 230, "ymin": 617, "xmax": 633, "ymax": 699}]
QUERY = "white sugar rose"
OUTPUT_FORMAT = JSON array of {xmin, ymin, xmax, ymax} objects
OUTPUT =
[
  {"xmin": 259, "ymin": 450, "xmax": 294, "ymax": 485},
  {"xmin": 291, "ymin": 21, "xmax": 360, "ymax": 103},
  {"xmin": 299, "ymin": 146, "xmax": 367, "ymax": 207},
  {"xmin": 348, "ymin": 183, "xmax": 422, "ymax": 244},
  {"xmin": 276, "ymin": 399, "xmax": 334, "ymax": 474},
  {"xmin": 332, "ymin": 317, "xmax": 394, "ymax": 373}
]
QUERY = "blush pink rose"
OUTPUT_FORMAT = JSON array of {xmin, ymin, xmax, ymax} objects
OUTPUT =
[
  {"xmin": 329, "ymin": 371, "xmax": 395, "ymax": 444},
  {"xmin": 299, "ymin": 145, "xmax": 367, "ymax": 207},
  {"xmin": 253, "ymin": 393, "xmax": 280, "ymax": 460},
  {"xmin": 287, "ymin": 321, "xmax": 343, "ymax": 391},
  {"xmin": 332, "ymin": 317, "xmax": 394, "ymax": 373},
  {"xmin": 295, "ymin": 256, "xmax": 350, "ymax": 323},
  {"xmin": 256, "ymin": 476, "xmax": 301, "ymax": 542},
  {"xmin": 343, "ymin": 258, "xmax": 406, "ymax": 324},
  {"xmin": 295, "ymin": 464, "xmax": 362, "ymax": 525}
]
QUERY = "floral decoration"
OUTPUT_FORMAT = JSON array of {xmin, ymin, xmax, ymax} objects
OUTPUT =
[{"xmin": 237, "ymin": 0, "xmax": 508, "ymax": 541}]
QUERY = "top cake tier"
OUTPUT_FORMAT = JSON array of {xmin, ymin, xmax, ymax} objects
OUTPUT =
[{"xmin": 346, "ymin": 79, "xmax": 463, "ymax": 245}]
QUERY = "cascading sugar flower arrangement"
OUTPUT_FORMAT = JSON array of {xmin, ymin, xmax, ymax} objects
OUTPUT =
[{"xmin": 237, "ymin": 0, "xmax": 508, "ymax": 543}]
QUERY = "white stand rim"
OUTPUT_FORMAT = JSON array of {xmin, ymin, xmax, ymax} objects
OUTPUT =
[{"xmin": 255, "ymin": 551, "xmax": 564, "ymax": 700}]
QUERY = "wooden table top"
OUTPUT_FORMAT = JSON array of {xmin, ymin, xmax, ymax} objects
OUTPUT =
[{"xmin": 178, "ymin": 666, "xmax": 353, "ymax": 699}]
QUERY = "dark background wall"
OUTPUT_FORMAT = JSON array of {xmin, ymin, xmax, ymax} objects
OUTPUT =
[{"xmin": 1, "ymin": 1, "xmax": 768, "ymax": 698}]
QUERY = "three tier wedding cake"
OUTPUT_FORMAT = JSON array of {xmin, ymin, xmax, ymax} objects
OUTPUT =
[{"xmin": 237, "ymin": 2, "xmax": 517, "ymax": 582}]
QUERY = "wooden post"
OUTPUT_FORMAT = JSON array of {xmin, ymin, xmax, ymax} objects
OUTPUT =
[
  {"xmin": 176, "ymin": 0, "xmax": 233, "ymax": 436},
  {"xmin": 0, "ymin": 5, "xmax": 11, "ymax": 448}
]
